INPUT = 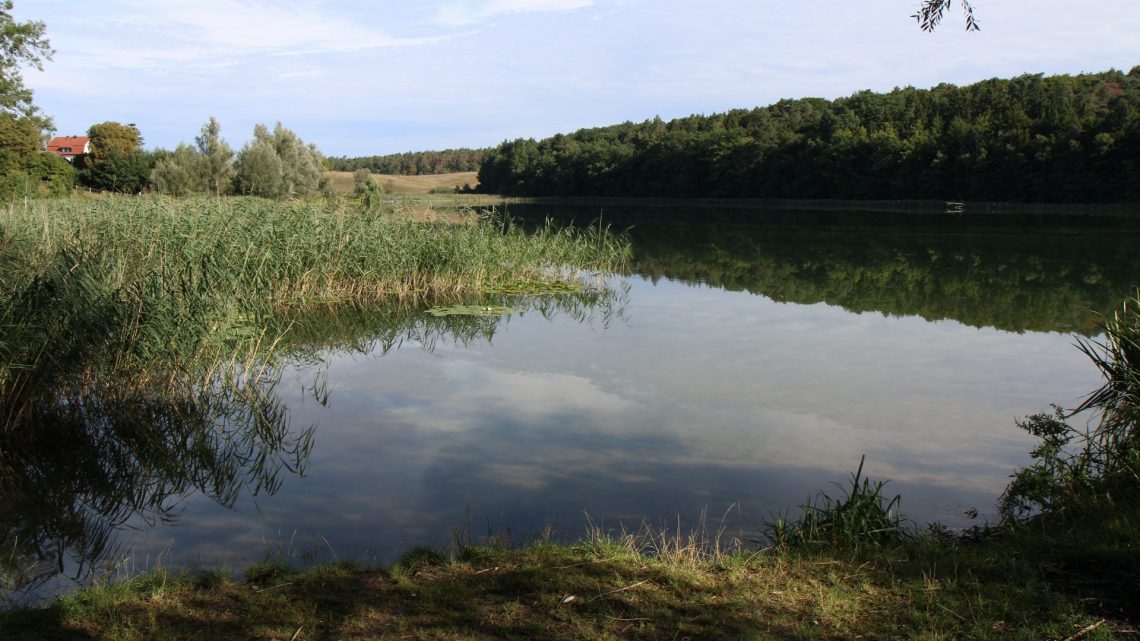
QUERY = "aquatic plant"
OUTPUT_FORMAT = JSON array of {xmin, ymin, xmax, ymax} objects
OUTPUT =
[
  {"xmin": 765, "ymin": 455, "xmax": 907, "ymax": 551},
  {"xmin": 1000, "ymin": 292, "xmax": 1140, "ymax": 521}
]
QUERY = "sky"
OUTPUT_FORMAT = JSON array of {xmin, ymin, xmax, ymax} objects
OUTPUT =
[{"xmin": 13, "ymin": 0, "xmax": 1140, "ymax": 158}]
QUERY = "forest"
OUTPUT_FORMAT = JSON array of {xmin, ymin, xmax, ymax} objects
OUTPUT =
[
  {"xmin": 476, "ymin": 68, "xmax": 1140, "ymax": 202},
  {"xmin": 327, "ymin": 148, "xmax": 489, "ymax": 175}
]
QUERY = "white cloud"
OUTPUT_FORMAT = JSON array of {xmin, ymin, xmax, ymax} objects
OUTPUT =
[{"xmin": 436, "ymin": 0, "xmax": 595, "ymax": 26}]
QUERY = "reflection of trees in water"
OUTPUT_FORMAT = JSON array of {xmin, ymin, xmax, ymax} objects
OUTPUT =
[
  {"xmin": 0, "ymin": 286, "xmax": 625, "ymax": 598},
  {"xmin": 508, "ymin": 205, "xmax": 1140, "ymax": 334},
  {"xmin": 0, "ymin": 368, "xmax": 315, "ymax": 596}
]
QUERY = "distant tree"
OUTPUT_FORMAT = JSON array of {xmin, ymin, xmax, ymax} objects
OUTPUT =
[
  {"xmin": 22, "ymin": 149, "xmax": 74, "ymax": 195},
  {"xmin": 272, "ymin": 122, "xmax": 325, "ymax": 197},
  {"xmin": 233, "ymin": 122, "xmax": 326, "ymax": 198},
  {"xmin": 353, "ymin": 167, "xmax": 383, "ymax": 212},
  {"xmin": 150, "ymin": 143, "xmax": 206, "ymax": 196},
  {"xmin": 78, "ymin": 121, "xmax": 150, "ymax": 192},
  {"xmin": 912, "ymin": 0, "xmax": 980, "ymax": 32},
  {"xmin": 0, "ymin": 109, "xmax": 37, "ymax": 166},
  {"xmin": 79, "ymin": 148, "xmax": 153, "ymax": 193},
  {"xmin": 194, "ymin": 116, "xmax": 234, "ymax": 196},
  {"xmin": 234, "ymin": 126, "xmax": 284, "ymax": 197},
  {"xmin": 86, "ymin": 121, "xmax": 141, "ymax": 162}
]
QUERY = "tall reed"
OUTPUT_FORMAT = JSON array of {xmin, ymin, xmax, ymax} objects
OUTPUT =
[{"xmin": 0, "ymin": 195, "xmax": 629, "ymax": 433}]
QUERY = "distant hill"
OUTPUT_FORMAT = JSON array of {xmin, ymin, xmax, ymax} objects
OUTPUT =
[
  {"xmin": 324, "ymin": 171, "xmax": 478, "ymax": 195},
  {"xmin": 476, "ymin": 67, "xmax": 1140, "ymax": 203}
]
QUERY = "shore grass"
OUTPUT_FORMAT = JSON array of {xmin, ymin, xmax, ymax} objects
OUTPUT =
[{"xmin": 1, "ymin": 501, "xmax": 1133, "ymax": 641}]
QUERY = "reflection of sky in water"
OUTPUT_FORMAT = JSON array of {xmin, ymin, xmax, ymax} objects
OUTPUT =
[{"xmin": 120, "ymin": 275, "xmax": 1101, "ymax": 567}]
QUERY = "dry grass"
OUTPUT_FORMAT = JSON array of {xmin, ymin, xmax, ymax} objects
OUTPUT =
[
  {"xmin": 1, "ymin": 531, "xmax": 1121, "ymax": 641},
  {"xmin": 324, "ymin": 171, "xmax": 479, "ymax": 195}
]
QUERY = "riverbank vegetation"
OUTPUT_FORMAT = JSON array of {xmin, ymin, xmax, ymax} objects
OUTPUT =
[
  {"xmin": 0, "ymin": 194, "xmax": 627, "ymax": 439},
  {"xmin": 0, "ymin": 194, "xmax": 628, "ymax": 597},
  {"xmin": 477, "ymin": 67, "xmax": 1140, "ymax": 202}
]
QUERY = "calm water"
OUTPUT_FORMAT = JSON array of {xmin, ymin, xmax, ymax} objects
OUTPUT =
[{"xmin": 8, "ymin": 204, "xmax": 1140, "ymax": 600}]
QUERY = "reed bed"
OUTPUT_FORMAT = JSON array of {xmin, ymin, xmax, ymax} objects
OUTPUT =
[
  {"xmin": 0, "ymin": 196, "xmax": 629, "ymax": 435},
  {"xmin": 1, "ymin": 196, "xmax": 627, "ymax": 304}
]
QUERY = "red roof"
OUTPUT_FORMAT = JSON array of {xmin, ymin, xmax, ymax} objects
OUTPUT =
[{"xmin": 46, "ymin": 136, "xmax": 90, "ymax": 156}]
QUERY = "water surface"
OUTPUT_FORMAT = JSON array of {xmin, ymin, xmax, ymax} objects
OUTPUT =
[{"xmin": 7, "ymin": 203, "xmax": 1140, "ymax": 600}]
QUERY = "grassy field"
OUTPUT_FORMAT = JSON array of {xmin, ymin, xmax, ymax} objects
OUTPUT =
[{"xmin": 324, "ymin": 171, "xmax": 479, "ymax": 195}]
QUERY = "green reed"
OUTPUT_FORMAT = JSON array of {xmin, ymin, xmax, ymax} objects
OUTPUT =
[{"xmin": 0, "ymin": 196, "xmax": 628, "ymax": 432}]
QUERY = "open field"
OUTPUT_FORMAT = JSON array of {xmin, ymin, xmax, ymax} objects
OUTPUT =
[{"xmin": 324, "ymin": 171, "xmax": 479, "ymax": 195}]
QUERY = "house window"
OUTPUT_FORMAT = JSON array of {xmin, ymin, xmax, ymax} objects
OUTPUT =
[{"xmin": 59, "ymin": 147, "xmax": 72, "ymax": 153}]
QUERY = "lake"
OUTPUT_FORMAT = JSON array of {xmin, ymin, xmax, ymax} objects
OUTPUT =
[{"xmin": 6, "ymin": 202, "xmax": 1140, "ymax": 601}]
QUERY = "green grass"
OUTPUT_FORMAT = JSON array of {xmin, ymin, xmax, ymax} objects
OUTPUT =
[{"xmin": 1, "ymin": 508, "xmax": 1131, "ymax": 640}]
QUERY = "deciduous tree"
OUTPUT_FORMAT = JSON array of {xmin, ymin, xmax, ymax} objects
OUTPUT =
[
  {"xmin": 234, "ymin": 122, "xmax": 326, "ymax": 198},
  {"xmin": 195, "ymin": 116, "xmax": 234, "ymax": 196}
]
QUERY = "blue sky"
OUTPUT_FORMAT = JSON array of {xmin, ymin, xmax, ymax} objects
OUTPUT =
[{"xmin": 14, "ymin": 0, "xmax": 1140, "ymax": 157}]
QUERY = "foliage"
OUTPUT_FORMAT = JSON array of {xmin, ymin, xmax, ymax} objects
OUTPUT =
[
  {"xmin": 328, "ymin": 147, "xmax": 491, "ymax": 175},
  {"xmin": 78, "ymin": 121, "xmax": 151, "ymax": 192},
  {"xmin": 912, "ymin": 0, "xmax": 979, "ymax": 32},
  {"xmin": 0, "ymin": 149, "xmax": 73, "ymax": 200},
  {"xmin": 1075, "ymin": 293, "xmax": 1140, "ymax": 461},
  {"xmin": 194, "ymin": 116, "xmax": 235, "ymax": 196},
  {"xmin": 234, "ymin": 123, "xmax": 327, "ymax": 198},
  {"xmin": 1001, "ymin": 294, "xmax": 1140, "ymax": 521},
  {"xmin": 85, "ymin": 121, "xmax": 141, "ymax": 163},
  {"xmin": 149, "ymin": 118, "xmax": 236, "ymax": 197},
  {"xmin": 0, "ymin": 1, "xmax": 51, "ymax": 119},
  {"xmin": 477, "ymin": 68, "xmax": 1140, "ymax": 202},
  {"xmin": 149, "ymin": 143, "xmax": 206, "ymax": 196},
  {"xmin": 0, "ymin": 2, "xmax": 55, "ymax": 195},
  {"xmin": 77, "ymin": 147, "xmax": 153, "ymax": 193},
  {"xmin": 351, "ymin": 166, "xmax": 383, "ymax": 212}
]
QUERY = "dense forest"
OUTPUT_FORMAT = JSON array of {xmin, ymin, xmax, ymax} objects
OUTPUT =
[
  {"xmin": 328, "ymin": 148, "xmax": 490, "ymax": 175},
  {"xmin": 477, "ymin": 68, "xmax": 1140, "ymax": 202}
]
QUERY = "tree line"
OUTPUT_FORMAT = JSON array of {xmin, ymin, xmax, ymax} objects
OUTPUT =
[
  {"xmin": 2, "ymin": 117, "xmax": 330, "ymax": 199},
  {"xmin": 476, "ymin": 68, "xmax": 1140, "ymax": 202},
  {"xmin": 328, "ymin": 148, "xmax": 490, "ymax": 175}
]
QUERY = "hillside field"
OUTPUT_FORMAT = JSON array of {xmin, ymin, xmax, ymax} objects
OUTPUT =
[{"xmin": 324, "ymin": 171, "xmax": 479, "ymax": 195}]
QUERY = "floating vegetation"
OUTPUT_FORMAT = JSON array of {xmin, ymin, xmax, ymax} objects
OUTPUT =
[
  {"xmin": 484, "ymin": 279, "xmax": 584, "ymax": 295},
  {"xmin": 425, "ymin": 304, "xmax": 525, "ymax": 317}
]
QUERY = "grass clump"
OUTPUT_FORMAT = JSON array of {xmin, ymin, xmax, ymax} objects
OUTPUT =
[{"xmin": 766, "ymin": 455, "xmax": 908, "ymax": 552}]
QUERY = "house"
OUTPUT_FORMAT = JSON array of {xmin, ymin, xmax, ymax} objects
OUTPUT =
[{"xmin": 45, "ymin": 136, "xmax": 91, "ymax": 162}]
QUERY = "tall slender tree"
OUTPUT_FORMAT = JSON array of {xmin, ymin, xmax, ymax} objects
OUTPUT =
[{"xmin": 194, "ymin": 116, "xmax": 234, "ymax": 196}]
